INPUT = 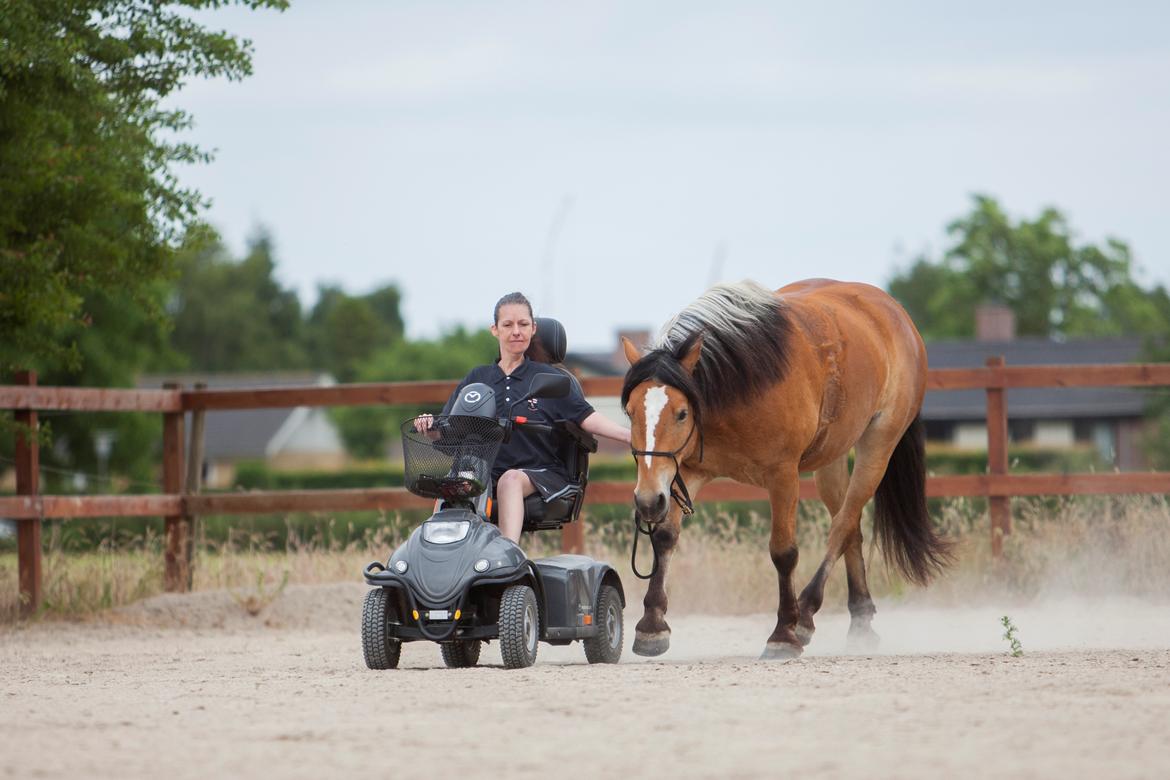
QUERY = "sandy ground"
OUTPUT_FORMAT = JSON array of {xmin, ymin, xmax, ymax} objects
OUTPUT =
[{"xmin": 3, "ymin": 584, "xmax": 1170, "ymax": 779}]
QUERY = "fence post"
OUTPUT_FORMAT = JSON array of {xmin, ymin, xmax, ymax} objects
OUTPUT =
[
  {"xmin": 182, "ymin": 382, "xmax": 206, "ymax": 589},
  {"xmin": 561, "ymin": 519, "xmax": 584, "ymax": 554},
  {"xmin": 985, "ymin": 356, "xmax": 1011, "ymax": 557},
  {"xmin": 14, "ymin": 370, "xmax": 42, "ymax": 617},
  {"xmin": 162, "ymin": 383, "xmax": 187, "ymax": 591}
]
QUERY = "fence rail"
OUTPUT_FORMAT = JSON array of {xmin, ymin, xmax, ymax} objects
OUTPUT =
[{"xmin": 5, "ymin": 361, "xmax": 1170, "ymax": 615}]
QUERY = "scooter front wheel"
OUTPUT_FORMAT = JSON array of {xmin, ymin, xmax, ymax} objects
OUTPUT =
[
  {"xmin": 362, "ymin": 588, "xmax": 402, "ymax": 670},
  {"xmin": 499, "ymin": 584, "xmax": 539, "ymax": 669}
]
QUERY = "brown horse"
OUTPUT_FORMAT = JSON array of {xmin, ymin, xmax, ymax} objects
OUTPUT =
[{"xmin": 621, "ymin": 278, "xmax": 952, "ymax": 659}]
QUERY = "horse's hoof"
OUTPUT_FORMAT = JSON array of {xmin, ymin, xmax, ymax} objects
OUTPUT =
[
  {"xmin": 760, "ymin": 641, "xmax": 803, "ymax": 661},
  {"xmin": 846, "ymin": 625, "xmax": 881, "ymax": 654},
  {"xmin": 633, "ymin": 630, "xmax": 671, "ymax": 657},
  {"xmin": 794, "ymin": 623, "xmax": 814, "ymax": 647}
]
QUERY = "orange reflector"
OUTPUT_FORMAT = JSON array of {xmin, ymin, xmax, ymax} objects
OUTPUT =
[
  {"xmin": 412, "ymin": 610, "xmax": 419, "ymax": 621},
  {"xmin": 486, "ymin": 498, "xmax": 493, "ymax": 517},
  {"xmin": 454, "ymin": 609, "xmax": 462, "ymax": 620},
  {"xmin": 583, "ymin": 614, "xmax": 593, "ymax": 625}
]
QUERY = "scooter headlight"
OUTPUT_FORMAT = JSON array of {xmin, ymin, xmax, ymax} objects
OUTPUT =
[
  {"xmin": 473, "ymin": 559, "xmax": 489, "ymax": 573},
  {"xmin": 422, "ymin": 520, "xmax": 470, "ymax": 544},
  {"xmin": 394, "ymin": 560, "xmax": 408, "ymax": 573}
]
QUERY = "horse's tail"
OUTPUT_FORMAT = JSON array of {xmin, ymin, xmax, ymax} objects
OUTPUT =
[{"xmin": 873, "ymin": 416, "xmax": 954, "ymax": 586}]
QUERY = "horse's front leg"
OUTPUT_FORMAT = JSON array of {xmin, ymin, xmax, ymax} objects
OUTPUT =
[
  {"xmin": 762, "ymin": 470, "xmax": 803, "ymax": 660},
  {"xmin": 632, "ymin": 516, "xmax": 680, "ymax": 657}
]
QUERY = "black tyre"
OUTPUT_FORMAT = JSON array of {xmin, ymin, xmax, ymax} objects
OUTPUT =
[
  {"xmin": 440, "ymin": 639, "xmax": 482, "ymax": 668},
  {"xmin": 499, "ymin": 584, "xmax": 539, "ymax": 669},
  {"xmin": 361, "ymin": 588, "xmax": 402, "ymax": 670},
  {"xmin": 583, "ymin": 585, "xmax": 624, "ymax": 664}
]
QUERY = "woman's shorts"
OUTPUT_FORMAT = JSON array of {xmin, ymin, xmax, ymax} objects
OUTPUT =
[{"xmin": 495, "ymin": 468, "xmax": 576, "ymax": 503}]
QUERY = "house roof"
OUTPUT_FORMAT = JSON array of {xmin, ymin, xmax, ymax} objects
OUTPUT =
[
  {"xmin": 136, "ymin": 373, "xmax": 338, "ymax": 460},
  {"xmin": 922, "ymin": 338, "xmax": 1149, "ymax": 421}
]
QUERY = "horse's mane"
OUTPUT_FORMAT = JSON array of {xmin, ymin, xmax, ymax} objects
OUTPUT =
[{"xmin": 621, "ymin": 281, "xmax": 793, "ymax": 419}]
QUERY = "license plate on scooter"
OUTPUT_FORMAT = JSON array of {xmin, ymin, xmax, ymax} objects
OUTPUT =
[{"xmin": 426, "ymin": 610, "xmax": 450, "ymax": 620}]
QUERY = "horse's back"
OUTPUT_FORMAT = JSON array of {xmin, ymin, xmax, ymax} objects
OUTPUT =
[{"xmin": 777, "ymin": 278, "xmax": 927, "ymax": 411}]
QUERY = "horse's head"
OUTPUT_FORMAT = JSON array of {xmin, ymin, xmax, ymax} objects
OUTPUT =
[{"xmin": 621, "ymin": 333, "xmax": 704, "ymax": 525}]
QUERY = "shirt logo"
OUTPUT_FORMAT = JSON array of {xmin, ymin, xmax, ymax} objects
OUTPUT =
[
  {"xmin": 527, "ymin": 398, "xmax": 539, "ymax": 411},
  {"xmin": 464, "ymin": 390, "xmax": 481, "ymax": 403}
]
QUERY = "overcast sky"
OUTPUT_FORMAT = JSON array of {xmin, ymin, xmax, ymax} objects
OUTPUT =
[{"xmin": 172, "ymin": 0, "xmax": 1170, "ymax": 351}]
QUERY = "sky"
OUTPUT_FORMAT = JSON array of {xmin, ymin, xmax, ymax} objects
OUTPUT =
[{"xmin": 172, "ymin": 0, "xmax": 1170, "ymax": 352}]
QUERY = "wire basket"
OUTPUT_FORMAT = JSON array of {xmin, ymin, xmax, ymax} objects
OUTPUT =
[{"xmin": 401, "ymin": 415, "xmax": 506, "ymax": 500}]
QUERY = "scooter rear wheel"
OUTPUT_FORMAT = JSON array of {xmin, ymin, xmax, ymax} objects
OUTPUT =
[
  {"xmin": 583, "ymin": 585, "xmax": 623, "ymax": 664},
  {"xmin": 440, "ymin": 640, "xmax": 482, "ymax": 668}
]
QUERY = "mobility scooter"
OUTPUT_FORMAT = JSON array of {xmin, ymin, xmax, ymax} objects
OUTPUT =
[{"xmin": 361, "ymin": 319, "xmax": 625, "ymax": 669}]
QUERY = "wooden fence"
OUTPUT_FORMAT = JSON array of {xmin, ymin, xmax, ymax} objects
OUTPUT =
[{"xmin": 4, "ymin": 360, "xmax": 1170, "ymax": 616}]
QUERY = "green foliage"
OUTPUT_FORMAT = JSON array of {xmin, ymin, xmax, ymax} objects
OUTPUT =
[
  {"xmin": 166, "ymin": 226, "xmax": 309, "ymax": 372},
  {"xmin": 889, "ymin": 195, "xmax": 1170, "ymax": 341},
  {"xmin": 306, "ymin": 284, "xmax": 405, "ymax": 383},
  {"xmin": 0, "ymin": 0, "xmax": 288, "ymax": 373},
  {"xmin": 331, "ymin": 327, "xmax": 500, "ymax": 458},
  {"xmin": 0, "ymin": 0, "xmax": 285, "ymax": 484}
]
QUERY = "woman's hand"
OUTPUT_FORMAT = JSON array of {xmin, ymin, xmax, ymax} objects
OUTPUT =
[{"xmin": 413, "ymin": 413, "xmax": 434, "ymax": 433}]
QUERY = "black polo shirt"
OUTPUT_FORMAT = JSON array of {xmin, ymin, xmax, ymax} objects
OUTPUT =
[{"xmin": 442, "ymin": 359, "xmax": 594, "ymax": 479}]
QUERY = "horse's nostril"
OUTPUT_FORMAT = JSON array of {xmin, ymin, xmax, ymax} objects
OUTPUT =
[{"xmin": 654, "ymin": 493, "xmax": 667, "ymax": 515}]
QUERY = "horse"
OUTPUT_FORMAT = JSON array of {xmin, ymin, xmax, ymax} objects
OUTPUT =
[{"xmin": 620, "ymin": 278, "xmax": 953, "ymax": 659}]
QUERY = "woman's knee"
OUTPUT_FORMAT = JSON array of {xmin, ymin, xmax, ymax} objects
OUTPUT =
[{"xmin": 497, "ymin": 469, "xmax": 527, "ymax": 493}]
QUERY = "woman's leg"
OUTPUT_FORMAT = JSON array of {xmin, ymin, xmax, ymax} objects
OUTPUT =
[{"xmin": 496, "ymin": 469, "xmax": 537, "ymax": 543}]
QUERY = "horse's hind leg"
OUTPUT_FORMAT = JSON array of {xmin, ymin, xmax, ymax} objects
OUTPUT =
[
  {"xmin": 799, "ymin": 428, "xmax": 900, "ymax": 649},
  {"xmin": 813, "ymin": 453, "xmax": 880, "ymax": 651},
  {"xmin": 842, "ymin": 531, "xmax": 880, "ymax": 652},
  {"xmin": 762, "ymin": 470, "xmax": 803, "ymax": 660},
  {"xmin": 794, "ymin": 455, "xmax": 850, "ymax": 647}
]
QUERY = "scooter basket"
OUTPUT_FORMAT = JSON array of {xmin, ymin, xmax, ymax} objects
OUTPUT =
[{"xmin": 402, "ymin": 415, "xmax": 506, "ymax": 500}]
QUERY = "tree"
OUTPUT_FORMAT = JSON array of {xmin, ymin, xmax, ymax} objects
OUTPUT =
[
  {"xmin": 333, "ymin": 327, "xmax": 500, "ymax": 458},
  {"xmin": 0, "ymin": 0, "xmax": 288, "ymax": 374},
  {"xmin": 889, "ymin": 195, "xmax": 1168, "ymax": 341},
  {"xmin": 166, "ymin": 226, "xmax": 309, "ymax": 372},
  {"xmin": 306, "ymin": 284, "xmax": 405, "ymax": 383},
  {"xmin": 888, "ymin": 194, "xmax": 1170, "ymax": 468}
]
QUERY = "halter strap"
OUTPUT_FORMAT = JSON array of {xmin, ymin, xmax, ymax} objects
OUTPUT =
[{"xmin": 629, "ymin": 421, "xmax": 701, "ymax": 516}]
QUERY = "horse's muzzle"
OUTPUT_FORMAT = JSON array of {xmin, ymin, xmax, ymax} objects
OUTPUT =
[{"xmin": 634, "ymin": 493, "xmax": 668, "ymax": 525}]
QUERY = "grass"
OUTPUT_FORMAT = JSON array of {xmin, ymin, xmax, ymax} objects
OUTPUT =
[{"xmin": 2, "ymin": 494, "xmax": 1169, "ymax": 623}]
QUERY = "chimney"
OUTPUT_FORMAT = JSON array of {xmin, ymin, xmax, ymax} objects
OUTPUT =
[
  {"xmin": 612, "ymin": 328, "xmax": 652, "ymax": 371},
  {"xmin": 975, "ymin": 303, "xmax": 1016, "ymax": 342}
]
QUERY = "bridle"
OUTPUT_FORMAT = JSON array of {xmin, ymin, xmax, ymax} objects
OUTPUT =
[{"xmin": 628, "ymin": 411, "xmax": 703, "ymax": 580}]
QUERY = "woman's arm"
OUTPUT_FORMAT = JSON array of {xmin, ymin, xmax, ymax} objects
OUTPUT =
[{"xmin": 580, "ymin": 411, "xmax": 631, "ymax": 445}]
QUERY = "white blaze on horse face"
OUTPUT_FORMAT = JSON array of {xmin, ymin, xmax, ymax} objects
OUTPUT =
[{"xmin": 642, "ymin": 385, "xmax": 669, "ymax": 469}]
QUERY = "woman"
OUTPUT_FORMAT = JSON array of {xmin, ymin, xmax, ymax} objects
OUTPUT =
[{"xmin": 417, "ymin": 292, "xmax": 630, "ymax": 544}]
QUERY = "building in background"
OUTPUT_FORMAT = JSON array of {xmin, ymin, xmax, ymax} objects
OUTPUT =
[
  {"xmin": 922, "ymin": 305, "xmax": 1151, "ymax": 469},
  {"xmin": 137, "ymin": 373, "xmax": 346, "ymax": 487}
]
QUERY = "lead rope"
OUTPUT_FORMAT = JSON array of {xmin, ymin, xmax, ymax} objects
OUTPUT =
[{"xmin": 631, "ymin": 512, "xmax": 658, "ymax": 580}]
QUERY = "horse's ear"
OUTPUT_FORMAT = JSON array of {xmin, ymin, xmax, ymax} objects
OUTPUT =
[
  {"xmin": 621, "ymin": 336, "xmax": 643, "ymax": 366},
  {"xmin": 680, "ymin": 335, "xmax": 703, "ymax": 374}
]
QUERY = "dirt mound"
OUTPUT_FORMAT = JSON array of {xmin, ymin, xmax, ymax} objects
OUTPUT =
[{"xmin": 107, "ymin": 582, "xmax": 367, "ymax": 632}]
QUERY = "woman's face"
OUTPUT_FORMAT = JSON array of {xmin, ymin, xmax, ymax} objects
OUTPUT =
[{"xmin": 492, "ymin": 303, "xmax": 535, "ymax": 359}]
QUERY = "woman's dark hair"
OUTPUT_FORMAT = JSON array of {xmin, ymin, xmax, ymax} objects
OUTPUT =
[{"xmin": 493, "ymin": 291, "xmax": 549, "ymax": 363}]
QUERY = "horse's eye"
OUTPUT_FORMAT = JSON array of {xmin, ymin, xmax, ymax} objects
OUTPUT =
[{"xmin": 677, "ymin": 409, "xmax": 688, "ymax": 422}]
